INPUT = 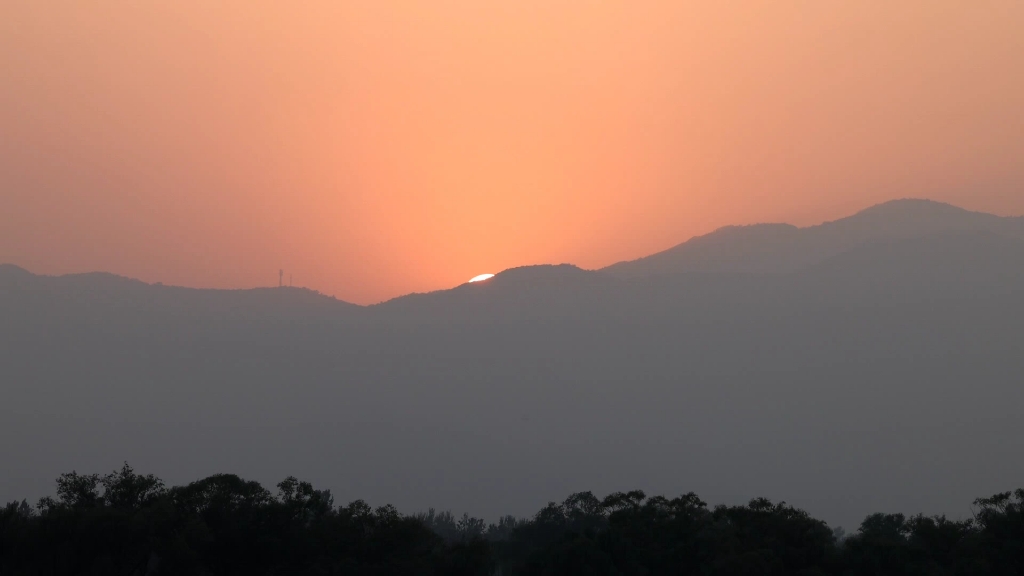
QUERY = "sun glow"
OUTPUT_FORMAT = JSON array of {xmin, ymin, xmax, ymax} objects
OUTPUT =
[{"xmin": 468, "ymin": 273, "xmax": 495, "ymax": 283}]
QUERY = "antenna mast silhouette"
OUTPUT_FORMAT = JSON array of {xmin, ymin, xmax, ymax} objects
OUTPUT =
[{"xmin": 279, "ymin": 269, "xmax": 283, "ymax": 288}]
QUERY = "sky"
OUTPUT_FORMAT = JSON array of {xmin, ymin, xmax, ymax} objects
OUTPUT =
[{"xmin": 2, "ymin": 2, "xmax": 1022, "ymax": 304}]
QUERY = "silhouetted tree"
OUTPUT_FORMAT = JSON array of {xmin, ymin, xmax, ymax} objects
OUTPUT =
[{"xmin": 3, "ymin": 464, "xmax": 1023, "ymax": 576}]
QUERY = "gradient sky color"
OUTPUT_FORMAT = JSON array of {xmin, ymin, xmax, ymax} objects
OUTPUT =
[{"xmin": 2, "ymin": 2, "xmax": 1022, "ymax": 303}]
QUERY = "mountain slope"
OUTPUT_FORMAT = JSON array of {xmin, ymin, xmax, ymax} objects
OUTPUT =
[{"xmin": 603, "ymin": 199, "xmax": 1024, "ymax": 278}]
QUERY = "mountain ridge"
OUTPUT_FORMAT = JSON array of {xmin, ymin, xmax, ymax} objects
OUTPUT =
[
  {"xmin": 602, "ymin": 198, "xmax": 1024, "ymax": 278},
  {"xmin": 5, "ymin": 198, "xmax": 1022, "ymax": 302}
]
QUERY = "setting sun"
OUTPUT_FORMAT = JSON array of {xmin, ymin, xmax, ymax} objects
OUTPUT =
[
  {"xmin": 4, "ymin": 2, "xmax": 1022, "ymax": 305},
  {"xmin": 468, "ymin": 273, "xmax": 495, "ymax": 283}
]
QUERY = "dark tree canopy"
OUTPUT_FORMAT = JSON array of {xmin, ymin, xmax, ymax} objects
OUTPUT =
[{"xmin": 1, "ymin": 464, "xmax": 1022, "ymax": 575}]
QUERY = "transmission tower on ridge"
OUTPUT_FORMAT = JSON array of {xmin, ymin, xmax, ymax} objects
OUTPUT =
[{"xmin": 279, "ymin": 269, "xmax": 284, "ymax": 288}]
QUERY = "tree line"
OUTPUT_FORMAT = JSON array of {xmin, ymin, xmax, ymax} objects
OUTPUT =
[{"xmin": 1, "ymin": 463, "xmax": 1021, "ymax": 575}]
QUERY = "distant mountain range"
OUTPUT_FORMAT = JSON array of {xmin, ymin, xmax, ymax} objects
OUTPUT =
[
  {"xmin": 2, "ymin": 198, "xmax": 1023, "ymax": 530},
  {"xmin": 602, "ymin": 198, "xmax": 1024, "ymax": 277},
  {"xmin": 4, "ymin": 198, "xmax": 1023, "ymax": 307}
]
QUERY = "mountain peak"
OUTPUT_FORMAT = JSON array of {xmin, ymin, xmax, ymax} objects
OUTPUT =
[
  {"xmin": 491, "ymin": 263, "xmax": 586, "ymax": 280},
  {"xmin": 0, "ymin": 264, "xmax": 35, "ymax": 286},
  {"xmin": 602, "ymin": 199, "xmax": 1022, "ymax": 279},
  {"xmin": 0, "ymin": 263, "xmax": 31, "ymax": 276},
  {"xmin": 845, "ymin": 198, "xmax": 972, "ymax": 221},
  {"xmin": 466, "ymin": 264, "xmax": 593, "ymax": 291},
  {"xmin": 822, "ymin": 198, "xmax": 1007, "ymax": 237},
  {"xmin": 864, "ymin": 197, "xmax": 960, "ymax": 209}
]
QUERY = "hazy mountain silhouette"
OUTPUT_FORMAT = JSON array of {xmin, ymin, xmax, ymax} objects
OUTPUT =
[
  {"xmin": 603, "ymin": 199, "xmax": 1024, "ymax": 277},
  {"xmin": 371, "ymin": 264, "xmax": 620, "ymax": 324},
  {"xmin": 2, "ymin": 199, "xmax": 1023, "ymax": 531}
]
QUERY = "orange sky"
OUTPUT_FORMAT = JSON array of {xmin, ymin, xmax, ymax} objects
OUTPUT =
[{"xmin": 2, "ymin": 2, "xmax": 1022, "ymax": 303}]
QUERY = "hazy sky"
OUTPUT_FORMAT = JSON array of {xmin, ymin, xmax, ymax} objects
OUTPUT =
[{"xmin": 2, "ymin": 2, "xmax": 1022, "ymax": 303}]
